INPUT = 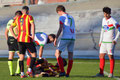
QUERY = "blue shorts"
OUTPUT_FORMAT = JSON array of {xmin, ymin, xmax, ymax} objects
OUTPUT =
[{"xmin": 57, "ymin": 40, "xmax": 75, "ymax": 52}]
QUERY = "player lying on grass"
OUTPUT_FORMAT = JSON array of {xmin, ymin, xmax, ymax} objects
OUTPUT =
[
  {"xmin": 27, "ymin": 58, "xmax": 67, "ymax": 77},
  {"xmin": 26, "ymin": 32, "xmax": 56, "ymax": 69}
]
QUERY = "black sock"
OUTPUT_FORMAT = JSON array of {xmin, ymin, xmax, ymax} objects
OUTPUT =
[
  {"xmin": 19, "ymin": 61, "xmax": 24, "ymax": 72},
  {"xmin": 30, "ymin": 57, "xmax": 36, "ymax": 70},
  {"xmin": 8, "ymin": 59, "xmax": 13, "ymax": 61}
]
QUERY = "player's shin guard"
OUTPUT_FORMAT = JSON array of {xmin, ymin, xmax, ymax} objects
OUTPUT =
[
  {"xmin": 57, "ymin": 57, "xmax": 65, "ymax": 72},
  {"xmin": 15, "ymin": 59, "xmax": 20, "ymax": 74},
  {"xmin": 8, "ymin": 59, "xmax": 13, "ymax": 75},
  {"xmin": 19, "ymin": 61, "xmax": 24, "ymax": 72},
  {"xmin": 110, "ymin": 59, "xmax": 115, "ymax": 74},
  {"xmin": 100, "ymin": 58, "xmax": 105, "ymax": 74},
  {"xmin": 27, "ymin": 57, "xmax": 31, "ymax": 67},
  {"xmin": 30, "ymin": 57, "xmax": 36, "ymax": 72},
  {"xmin": 66, "ymin": 60, "xmax": 73, "ymax": 75}
]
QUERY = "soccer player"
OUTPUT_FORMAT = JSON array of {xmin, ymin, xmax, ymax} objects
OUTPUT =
[
  {"xmin": 96, "ymin": 7, "xmax": 120, "ymax": 77},
  {"xmin": 26, "ymin": 32, "xmax": 56, "ymax": 68},
  {"xmin": 5, "ymin": 10, "xmax": 22, "ymax": 76},
  {"xmin": 54, "ymin": 5, "xmax": 75, "ymax": 77},
  {"xmin": 9, "ymin": 6, "xmax": 37, "ymax": 78}
]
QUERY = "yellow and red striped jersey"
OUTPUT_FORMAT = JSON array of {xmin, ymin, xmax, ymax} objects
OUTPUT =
[{"xmin": 12, "ymin": 14, "xmax": 34, "ymax": 43}]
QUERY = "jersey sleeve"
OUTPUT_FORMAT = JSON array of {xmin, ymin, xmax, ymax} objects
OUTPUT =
[
  {"xmin": 29, "ymin": 15, "xmax": 34, "ymax": 23},
  {"xmin": 99, "ymin": 19, "xmax": 104, "ymax": 44},
  {"xmin": 59, "ymin": 16, "xmax": 64, "ymax": 24},
  {"xmin": 7, "ymin": 20, "xmax": 13, "ymax": 29},
  {"xmin": 112, "ymin": 18, "xmax": 120, "ymax": 41}
]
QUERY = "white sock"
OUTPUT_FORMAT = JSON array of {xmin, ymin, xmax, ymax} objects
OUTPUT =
[
  {"xmin": 28, "ymin": 68, "xmax": 32, "ymax": 72},
  {"xmin": 21, "ymin": 72, "xmax": 24, "ymax": 76}
]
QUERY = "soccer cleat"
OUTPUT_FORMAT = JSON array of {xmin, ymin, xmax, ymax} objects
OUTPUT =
[
  {"xmin": 59, "ymin": 72, "xmax": 66, "ymax": 77},
  {"xmin": 108, "ymin": 73, "xmax": 113, "ymax": 78},
  {"xmin": 15, "ymin": 73, "xmax": 20, "ymax": 76},
  {"xmin": 95, "ymin": 73, "xmax": 104, "ymax": 77},
  {"xmin": 21, "ymin": 75, "xmax": 27, "ymax": 78},
  {"xmin": 66, "ymin": 74, "xmax": 69, "ymax": 77},
  {"xmin": 10, "ymin": 74, "xmax": 15, "ymax": 76},
  {"xmin": 26, "ymin": 71, "xmax": 33, "ymax": 77}
]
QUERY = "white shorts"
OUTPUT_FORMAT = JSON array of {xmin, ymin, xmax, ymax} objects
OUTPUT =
[
  {"xmin": 57, "ymin": 40, "xmax": 75, "ymax": 52},
  {"xmin": 100, "ymin": 43, "xmax": 115, "ymax": 55}
]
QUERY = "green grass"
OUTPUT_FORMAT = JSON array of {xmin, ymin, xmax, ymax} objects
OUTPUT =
[{"xmin": 0, "ymin": 58, "xmax": 120, "ymax": 80}]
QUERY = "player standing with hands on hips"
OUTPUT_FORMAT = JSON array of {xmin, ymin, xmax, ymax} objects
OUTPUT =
[
  {"xmin": 54, "ymin": 5, "xmax": 76, "ymax": 77},
  {"xmin": 96, "ymin": 7, "xmax": 120, "ymax": 78},
  {"xmin": 10, "ymin": 6, "xmax": 37, "ymax": 78}
]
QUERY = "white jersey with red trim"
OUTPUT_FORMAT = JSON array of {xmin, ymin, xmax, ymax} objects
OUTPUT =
[
  {"xmin": 59, "ymin": 14, "xmax": 75, "ymax": 40},
  {"xmin": 99, "ymin": 17, "xmax": 120, "ymax": 44}
]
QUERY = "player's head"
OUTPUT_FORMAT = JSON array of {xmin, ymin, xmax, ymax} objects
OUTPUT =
[
  {"xmin": 36, "ymin": 58, "xmax": 44, "ymax": 64},
  {"xmin": 22, "ymin": 6, "xmax": 29, "ymax": 14},
  {"xmin": 47, "ymin": 34, "xmax": 56, "ymax": 43},
  {"xmin": 103, "ymin": 7, "xmax": 111, "ymax": 19},
  {"xmin": 56, "ymin": 5, "xmax": 66, "ymax": 16},
  {"xmin": 55, "ymin": 58, "xmax": 67, "ymax": 67},
  {"xmin": 14, "ymin": 10, "xmax": 22, "ymax": 19}
]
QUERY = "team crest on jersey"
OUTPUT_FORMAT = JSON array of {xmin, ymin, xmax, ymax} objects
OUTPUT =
[{"xmin": 103, "ymin": 25, "xmax": 109, "ymax": 31}]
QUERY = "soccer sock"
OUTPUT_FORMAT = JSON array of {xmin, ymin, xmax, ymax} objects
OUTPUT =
[
  {"xmin": 30, "ymin": 57, "xmax": 36, "ymax": 72},
  {"xmin": 27, "ymin": 57, "xmax": 31, "ymax": 67},
  {"xmin": 110, "ymin": 59, "xmax": 115, "ymax": 74},
  {"xmin": 57, "ymin": 56, "xmax": 65, "ymax": 72},
  {"xmin": 100, "ymin": 58, "xmax": 105, "ymax": 74},
  {"xmin": 15, "ymin": 59, "xmax": 20, "ymax": 74},
  {"xmin": 66, "ymin": 60, "xmax": 73, "ymax": 75},
  {"xmin": 8, "ymin": 60, "xmax": 13, "ymax": 75},
  {"xmin": 19, "ymin": 61, "xmax": 24, "ymax": 72}
]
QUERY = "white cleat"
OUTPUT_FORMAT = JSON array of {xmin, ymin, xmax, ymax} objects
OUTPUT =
[{"xmin": 108, "ymin": 73, "xmax": 113, "ymax": 78}]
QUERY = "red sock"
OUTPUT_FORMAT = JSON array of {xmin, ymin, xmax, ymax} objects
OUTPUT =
[
  {"xmin": 27, "ymin": 57, "xmax": 31, "ymax": 67},
  {"xmin": 110, "ymin": 59, "xmax": 115, "ymax": 74},
  {"xmin": 100, "ymin": 58, "xmax": 105, "ymax": 74},
  {"xmin": 57, "ymin": 57, "xmax": 65, "ymax": 72},
  {"xmin": 66, "ymin": 60, "xmax": 73, "ymax": 75}
]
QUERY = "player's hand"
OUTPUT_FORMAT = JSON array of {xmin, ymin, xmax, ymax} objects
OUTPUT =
[
  {"xmin": 99, "ymin": 43, "xmax": 101, "ymax": 47},
  {"xmin": 29, "ymin": 35, "xmax": 34, "ymax": 40},
  {"xmin": 54, "ymin": 38, "xmax": 57, "ymax": 47},
  {"xmin": 112, "ymin": 40, "xmax": 116, "ymax": 45}
]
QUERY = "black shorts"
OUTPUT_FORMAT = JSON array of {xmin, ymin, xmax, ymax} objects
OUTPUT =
[
  {"xmin": 7, "ymin": 36, "xmax": 19, "ymax": 52},
  {"xmin": 18, "ymin": 42, "xmax": 36, "ymax": 54}
]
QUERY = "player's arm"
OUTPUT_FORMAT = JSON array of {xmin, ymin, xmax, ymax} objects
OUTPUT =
[
  {"xmin": 30, "ymin": 22, "xmax": 35, "ymax": 39},
  {"xmin": 113, "ymin": 19, "xmax": 120, "ymax": 44},
  {"xmin": 29, "ymin": 16, "xmax": 35, "ymax": 39},
  {"xmin": 39, "ymin": 46, "xmax": 44, "ymax": 59},
  {"xmin": 54, "ymin": 23, "xmax": 63, "ymax": 46},
  {"xmin": 9, "ymin": 20, "xmax": 17, "ymax": 39},
  {"xmin": 99, "ymin": 27, "xmax": 104, "ymax": 47},
  {"xmin": 5, "ymin": 28, "xmax": 9, "ymax": 40}
]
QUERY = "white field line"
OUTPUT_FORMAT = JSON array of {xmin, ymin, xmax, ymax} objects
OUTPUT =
[{"xmin": 104, "ymin": 71, "xmax": 120, "ymax": 80}]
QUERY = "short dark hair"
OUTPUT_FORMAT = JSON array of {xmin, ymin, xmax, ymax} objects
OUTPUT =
[
  {"xmin": 49, "ymin": 34, "xmax": 56, "ymax": 40},
  {"xmin": 22, "ymin": 6, "xmax": 29, "ymax": 12},
  {"xmin": 55, "ymin": 58, "xmax": 67, "ymax": 67},
  {"xmin": 56, "ymin": 5, "xmax": 66, "ymax": 13},
  {"xmin": 103, "ymin": 7, "xmax": 111, "ymax": 14},
  {"xmin": 15, "ymin": 10, "xmax": 22, "ymax": 16}
]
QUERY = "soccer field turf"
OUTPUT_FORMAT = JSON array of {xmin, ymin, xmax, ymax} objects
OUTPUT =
[{"xmin": 0, "ymin": 58, "xmax": 120, "ymax": 80}]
